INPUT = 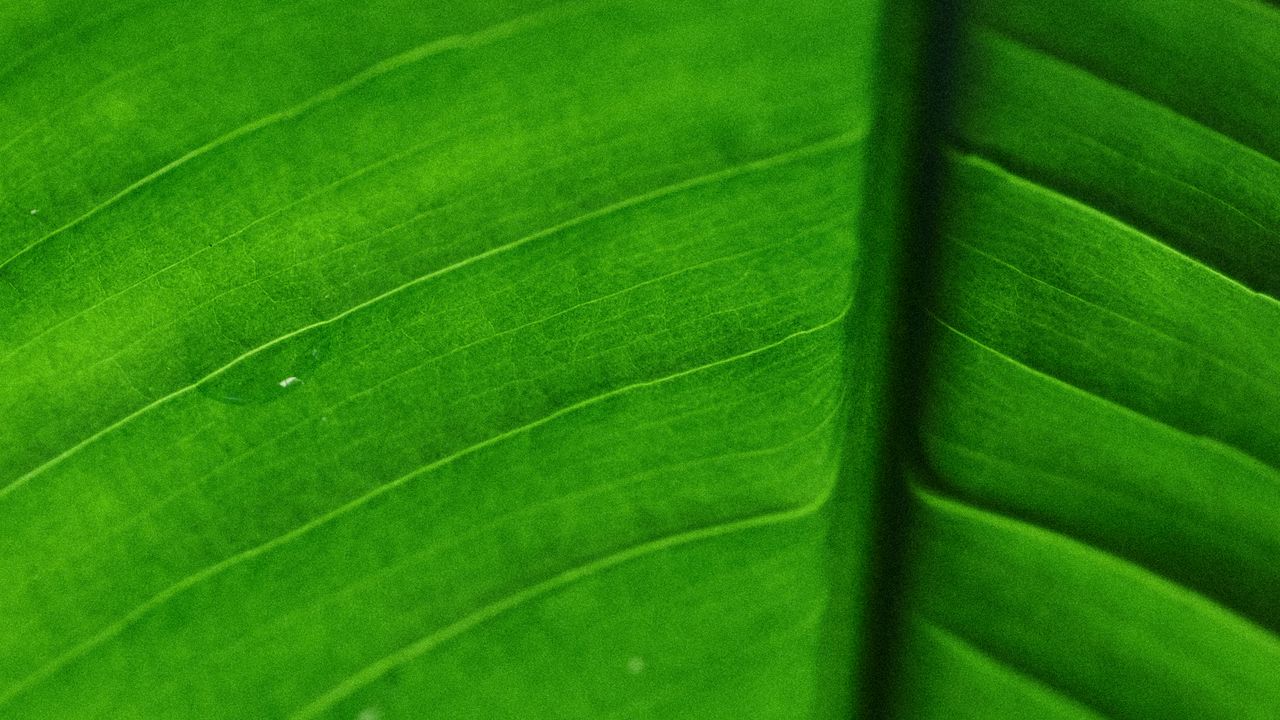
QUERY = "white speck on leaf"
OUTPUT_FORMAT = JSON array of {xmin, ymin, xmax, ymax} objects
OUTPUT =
[
  {"xmin": 627, "ymin": 656, "xmax": 645, "ymax": 675},
  {"xmin": 279, "ymin": 376, "xmax": 301, "ymax": 388},
  {"xmin": 29, "ymin": 209, "xmax": 37, "ymax": 215},
  {"xmin": 356, "ymin": 709, "xmax": 381, "ymax": 720}
]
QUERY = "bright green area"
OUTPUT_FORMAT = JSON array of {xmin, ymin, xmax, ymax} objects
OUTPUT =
[
  {"xmin": 0, "ymin": 1, "xmax": 876, "ymax": 717},
  {"xmin": 1, "ymin": 0, "xmax": 1278, "ymax": 718}
]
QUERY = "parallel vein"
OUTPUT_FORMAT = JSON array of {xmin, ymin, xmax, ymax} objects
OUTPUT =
[
  {"xmin": 0, "ymin": 131, "xmax": 860, "ymax": 495},
  {"xmin": 953, "ymin": 152, "xmax": 1280, "ymax": 312},
  {"xmin": 0, "ymin": 1, "xmax": 589, "ymax": 274},
  {"xmin": 0, "ymin": 307, "xmax": 848, "ymax": 707},
  {"xmin": 288, "ymin": 485, "xmax": 835, "ymax": 719},
  {"xmin": 926, "ymin": 313, "xmax": 1277, "ymax": 473}
]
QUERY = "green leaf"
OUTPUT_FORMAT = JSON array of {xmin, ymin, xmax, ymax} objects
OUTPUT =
[
  {"xmin": 1, "ymin": 0, "xmax": 1277, "ymax": 718},
  {"xmin": 1, "ymin": 2, "xmax": 878, "ymax": 717},
  {"xmin": 889, "ymin": 1, "xmax": 1280, "ymax": 717}
]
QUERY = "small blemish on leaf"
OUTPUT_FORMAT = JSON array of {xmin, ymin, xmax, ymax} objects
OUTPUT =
[
  {"xmin": 29, "ymin": 209, "xmax": 37, "ymax": 215},
  {"xmin": 356, "ymin": 708, "xmax": 382, "ymax": 720},
  {"xmin": 279, "ymin": 376, "xmax": 302, "ymax": 388},
  {"xmin": 627, "ymin": 656, "xmax": 645, "ymax": 675}
]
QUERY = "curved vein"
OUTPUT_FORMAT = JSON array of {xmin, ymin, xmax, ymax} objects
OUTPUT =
[
  {"xmin": 0, "ymin": 131, "xmax": 860, "ymax": 496},
  {"xmin": 948, "ymin": 236, "xmax": 1278, "ymax": 394},
  {"xmin": 953, "ymin": 152, "xmax": 1280, "ymax": 312},
  {"xmin": 0, "ymin": 308, "xmax": 848, "ymax": 707},
  {"xmin": 926, "ymin": 313, "xmax": 1277, "ymax": 473},
  {"xmin": 0, "ymin": 1, "xmax": 583, "ymax": 274},
  {"xmin": 288, "ymin": 486, "xmax": 835, "ymax": 720}
]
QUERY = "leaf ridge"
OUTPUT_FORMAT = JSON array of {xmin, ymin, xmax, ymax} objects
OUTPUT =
[
  {"xmin": 952, "ymin": 152, "xmax": 1280, "ymax": 311},
  {"xmin": 926, "ymin": 313, "xmax": 1277, "ymax": 473},
  {"xmin": 0, "ymin": 131, "xmax": 861, "ymax": 494},
  {"xmin": 913, "ymin": 485, "xmax": 1280, "ymax": 646},
  {"xmin": 0, "ymin": 1, "xmax": 590, "ymax": 275},
  {"xmin": 0, "ymin": 308, "xmax": 848, "ymax": 707},
  {"xmin": 287, "ymin": 489, "xmax": 836, "ymax": 720}
]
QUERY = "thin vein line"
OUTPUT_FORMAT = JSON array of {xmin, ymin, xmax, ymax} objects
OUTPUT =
[
  {"xmin": 0, "ymin": 128, "xmax": 448, "ymax": 367},
  {"xmin": 981, "ymin": 26, "xmax": 1280, "ymax": 167},
  {"xmin": 0, "ymin": 0, "xmax": 318, "ymax": 160},
  {"xmin": 165, "ymin": 388, "xmax": 847, "ymax": 699},
  {"xmin": 1, "ymin": 130, "xmax": 861, "ymax": 497},
  {"xmin": 914, "ymin": 484, "xmax": 1280, "ymax": 644},
  {"xmin": 0, "ymin": 307, "xmax": 848, "ymax": 706},
  {"xmin": 289, "ymin": 486, "xmax": 836, "ymax": 720},
  {"xmin": 0, "ymin": 2, "xmax": 584, "ymax": 274},
  {"xmin": 954, "ymin": 57, "xmax": 1275, "ymax": 245},
  {"xmin": 948, "ymin": 236, "xmax": 1279, "ymax": 390},
  {"xmin": 927, "ymin": 312, "xmax": 1278, "ymax": 473},
  {"xmin": 13, "ymin": 226, "xmax": 843, "ymax": 596},
  {"xmin": 953, "ymin": 152, "xmax": 1280, "ymax": 311},
  {"xmin": 1051, "ymin": 124, "xmax": 1274, "ymax": 241}
]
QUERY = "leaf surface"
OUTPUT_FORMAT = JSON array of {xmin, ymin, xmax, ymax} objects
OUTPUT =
[
  {"xmin": 890, "ymin": 1, "xmax": 1280, "ymax": 717},
  {"xmin": 0, "ymin": 1, "xmax": 879, "ymax": 717},
  {"xmin": 3, "ymin": 0, "xmax": 1279, "ymax": 718}
]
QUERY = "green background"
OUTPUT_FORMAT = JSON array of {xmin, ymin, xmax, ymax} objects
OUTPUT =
[{"xmin": 0, "ymin": 0, "xmax": 1276, "ymax": 717}]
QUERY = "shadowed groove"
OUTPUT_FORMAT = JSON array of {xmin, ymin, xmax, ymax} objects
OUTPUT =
[
  {"xmin": 11, "ymin": 223, "xmax": 847, "ymax": 598},
  {"xmin": 926, "ymin": 313, "xmax": 1278, "ymax": 474}
]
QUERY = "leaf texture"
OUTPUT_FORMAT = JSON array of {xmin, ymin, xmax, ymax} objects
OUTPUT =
[
  {"xmin": 3, "ymin": 0, "xmax": 1280, "ymax": 717},
  {"xmin": 0, "ymin": 0, "xmax": 880, "ymax": 717},
  {"xmin": 892, "ymin": 1, "xmax": 1280, "ymax": 717}
]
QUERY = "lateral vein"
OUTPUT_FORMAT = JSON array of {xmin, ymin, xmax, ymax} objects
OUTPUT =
[
  {"xmin": 288, "ymin": 490, "xmax": 834, "ymax": 720},
  {"xmin": 0, "ymin": 1, "xmax": 588, "ymax": 274},
  {"xmin": 0, "ymin": 307, "xmax": 847, "ymax": 707},
  {"xmin": 926, "ymin": 312, "xmax": 1278, "ymax": 473},
  {"xmin": 0, "ymin": 131, "xmax": 861, "ymax": 496}
]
